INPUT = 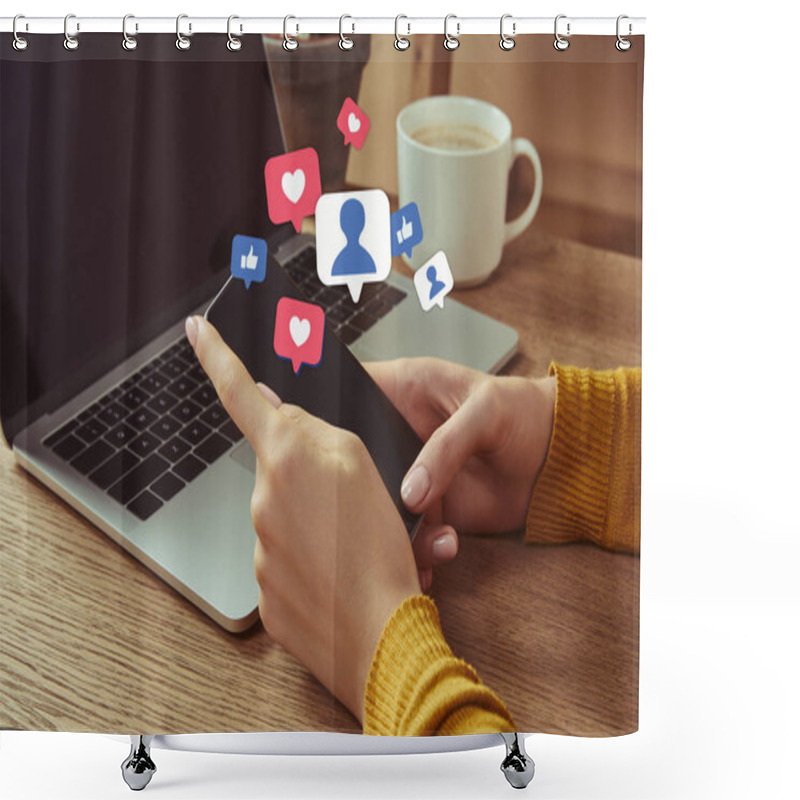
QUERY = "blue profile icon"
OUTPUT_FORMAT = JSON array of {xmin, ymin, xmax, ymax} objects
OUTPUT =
[
  {"xmin": 427, "ymin": 265, "xmax": 446, "ymax": 300},
  {"xmin": 332, "ymin": 199, "xmax": 376, "ymax": 277}
]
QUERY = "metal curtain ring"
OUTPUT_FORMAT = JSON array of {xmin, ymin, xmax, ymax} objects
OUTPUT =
[
  {"xmin": 63, "ymin": 13, "xmax": 79, "ymax": 51},
  {"xmin": 176, "ymin": 14, "xmax": 191, "ymax": 50},
  {"xmin": 339, "ymin": 14, "xmax": 354, "ymax": 50},
  {"xmin": 12, "ymin": 14, "xmax": 29, "ymax": 51},
  {"xmin": 616, "ymin": 14, "xmax": 632, "ymax": 51},
  {"xmin": 283, "ymin": 15, "xmax": 298, "ymax": 51},
  {"xmin": 122, "ymin": 15, "xmax": 138, "ymax": 51},
  {"xmin": 394, "ymin": 15, "xmax": 410, "ymax": 50},
  {"xmin": 444, "ymin": 14, "xmax": 460, "ymax": 51},
  {"xmin": 554, "ymin": 14, "xmax": 570, "ymax": 51},
  {"xmin": 500, "ymin": 14, "xmax": 515, "ymax": 50},
  {"xmin": 227, "ymin": 15, "xmax": 242, "ymax": 51}
]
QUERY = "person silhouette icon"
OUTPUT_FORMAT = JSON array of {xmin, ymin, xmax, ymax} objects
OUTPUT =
[
  {"xmin": 331, "ymin": 199, "xmax": 376, "ymax": 277},
  {"xmin": 427, "ymin": 265, "xmax": 446, "ymax": 300}
]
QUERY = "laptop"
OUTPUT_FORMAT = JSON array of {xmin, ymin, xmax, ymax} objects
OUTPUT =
[{"xmin": 0, "ymin": 35, "xmax": 517, "ymax": 632}]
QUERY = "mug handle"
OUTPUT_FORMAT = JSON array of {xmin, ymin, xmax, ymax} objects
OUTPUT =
[{"xmin": 504, "ymin": 138, "xmax": 543, "ymax": 244}]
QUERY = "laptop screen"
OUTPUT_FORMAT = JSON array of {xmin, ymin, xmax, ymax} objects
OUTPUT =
[{"xmin": 1, "ymin": 35, "xmax": 287, "ymax": 443}]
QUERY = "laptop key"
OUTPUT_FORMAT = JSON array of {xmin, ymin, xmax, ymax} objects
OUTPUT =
[
  {"xmin": 171, "ymin": 399, "xmax": 201, "ymax": 425},
  {"xmin": 200, "ymin": 402, "xmax": 227, "ymax": 428},
  {"xmin": 71, "ymin": 440, "xmax": 114, "ymax": 475},
  {"xmin": 157, "ymin": 435, "xmax": 191, "ymax": 463},
  {"xmin": 53, "ymin": 434, "xmax": 87, "ymax": 462},
  {"xmin": 127, "ymin": 406, "xmax": 158, "ymax": 431},
  {"xmin": 127, "ymin": 490, "xmax": 163, "ymax": 522},
  {"xmin": 349, "ymin": 312, "xmax": 378, "ymax": 333},
  {"xmin": 337, "ymin": 325, "xmax": 360, "ymax": 346},
  {"xmin": 149, "ymin": 416, "xmax": 182, "ymax": 441},
  {"xmin": 219, "ymin": 419, "xmax": 243, "ymax": 443},
  {"xmin": 170, "ymin": 375, "xmax": 198, "ymax": 398},
  {"xmin": 89, "ymin": 449, "xmax": 140, "ymax": 490},
  {"xmin": 104, "ymin": 423, "xmax": 138, "ymax": 448},
  {"xmin": 108, "ymin": 453, "xmax": 170, "ymax": 505},
  {"xmin": 173, "ymin": 453, "xmax": 207, "ymax": 484},
  {"xmin": 160, "ymin": 358, "xmax": 186, "ymax": 380},
  {"xmin": 326, "ymin": 304, "xmax": 353, "ymax": 325},
  {"xmin": 185, "ymin": 363, "xmax": 207, "ymax": 385},
  {"xmin": 190, "ymin": 383, "xmax": 217, "ymax": 408},
  {"xmin": 128, "ymin": 431, "xmax": 161, "ymax": 459},
  {"xmin": 146, "ymin": 389, "xmax": 179, "ymax": 415},
  {"xmin": 75, "ymin": 418, "xmax": 109, "ymax": 444},
  {"xmin": 140, "ymin": 370, "xmax": 170, "ymax": 395},
  {"xmin": 43, "ymin": 418, "xmax": 79, "ymax": 448},
  {"xmin": 119, "ymin": 386, "xmax": 149, "ymax": 410},
  {"xmin": 97, "ymin": 401, "xmax": 127, "ymax": 427},
  {"xmin": 150, "ymin": 471, "xmax": 186, "ymax": 502},
  {"xmin": 194, "ymin": 433, "xmax": 232, "ymax": 465},
  {"xmin": 179, "ymin": 420, "xmax": 212, "ymax": 447},
  {"xmin": 362, "ymin": 297, "xmax": 395, "ymax": 320}
]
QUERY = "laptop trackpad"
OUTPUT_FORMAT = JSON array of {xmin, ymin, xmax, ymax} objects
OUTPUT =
[{"xmin": 230, "ymin": 441, "xmax": 256, "ymax": 473}]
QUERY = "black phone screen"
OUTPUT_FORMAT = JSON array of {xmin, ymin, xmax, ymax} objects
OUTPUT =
[{"xmin": 205, "ymin": 256, "xmax": 423, "ymax": 539}]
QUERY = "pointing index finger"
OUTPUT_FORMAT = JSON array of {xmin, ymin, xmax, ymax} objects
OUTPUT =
[{"xmin": 186, "ymin": 315, "xmax": 278, "ymax": 458}]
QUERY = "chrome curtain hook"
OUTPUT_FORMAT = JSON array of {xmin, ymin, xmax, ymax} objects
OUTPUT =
[
  {"xmin": 339, "ymin": 14, "xmax": 354, "ymax": 50},
  {"xmin": 63, "ymin": 13, "xmax": 79, "ymax": 51},
  {"xmin": 12, "ymin": 14, "xmax": 29, "ymax": 51},
  {"xmin": 283, "ymin": 15, "xmax": 298, "ymax": 51},
  {"xmin": 122, "ymin": 14, "xmax": 138, "ymax": 51},
  {"xmin": 227, "ymin": 15, "xmax": 242, "ymax": 51},
  {"xmin": 554, "ymin": 14, "xmax": 570, "ymax": 51},
  {"xmin": 176, "ymin": 14, "xmax": 191, "ymax": 50},
  {"xmin": 616, "ymin": 14, "xmax": 632, "ymax": 51},
  {"xmin": 443, "ymin": 14, "xmax": 460, "ymax": 51},
  {"xmin": 500, "ymin": 14, "xmax": 516, "ymax": 50},
  {"xmin": 394, "ymin": 15, "xmax": 410, "ymax": 50}
]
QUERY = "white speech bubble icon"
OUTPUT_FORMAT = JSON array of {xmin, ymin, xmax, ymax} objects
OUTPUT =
[
  {"xmin": 413, "ymin": 251, "xmax": 454, "ymax": 311},
  {"xmin": 315, "ymin": 189, "xmax": 391, "ymax": 303}
]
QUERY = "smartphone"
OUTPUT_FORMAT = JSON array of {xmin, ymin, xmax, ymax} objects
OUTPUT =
[{"xmin": 205, "ymin": 256, "xmax": 424, "ymax": 539}]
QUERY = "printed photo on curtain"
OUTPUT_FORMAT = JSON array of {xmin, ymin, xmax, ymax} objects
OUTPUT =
[{"xmin": 1, "ymin": 21, "xmax": 642, "ymax": 789}]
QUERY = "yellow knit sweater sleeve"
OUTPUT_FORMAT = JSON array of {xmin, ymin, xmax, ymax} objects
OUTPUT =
[
  {"xmin": 363, "ymin": 364, "xmax": 641, "ymax": 736},
  {"xmin": 526, "ymin": 363, "xmax": 641, "ymax": 554},
  {"xmin": 363, "ymin": 595, "xmax": 515, "ymax": 736}
]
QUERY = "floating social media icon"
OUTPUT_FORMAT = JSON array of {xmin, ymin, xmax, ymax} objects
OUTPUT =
[
  {"xmin": 390, "ymin": 202, "xmax": 423, "ymax": 259},
  {"xmin": 264, "ymin": 147, "xmax": 322, "ymax": 233},
  {"xmin": 273, "ymin": 297, "xmax": 325, "ymax": 375},
  {"xmin": 414, "ymin": 251, "xmax": 454, "ymax": 311},
  {"xmin": 336, "ymin": 97, "xmax": 370, "ymax": 149},
  {"xmin": 230, "ymin": 235, "xmax": 267, "ymax": 290},
  {"xmin": 315, "ymin": 189, "xmax": 391, "ymax": 303}
]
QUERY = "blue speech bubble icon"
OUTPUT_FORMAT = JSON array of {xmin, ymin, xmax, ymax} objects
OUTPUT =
[
  {"xmin": 390, "ymin": 202, "xmax": 423, "ymax": 259},
  {"xmin": 230, "ymin": 234, "xmax": 267, "ymax": 289}
]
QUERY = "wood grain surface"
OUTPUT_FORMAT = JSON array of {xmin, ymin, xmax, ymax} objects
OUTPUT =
[{"xmin": 0, "ymin": 225, "xmax": 641, "ymax": 735}]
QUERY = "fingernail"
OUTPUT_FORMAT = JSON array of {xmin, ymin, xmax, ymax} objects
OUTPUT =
[
  {"xmin": 256, "ymin": 382, "xmax": 282, "ymax": 408},
  {"xmin": 432, "ymin": 532, "xmax": 458, "ymax": 562},
  {"xmin": 185, "ymin": 316, "xmax": 198, "ymax": 348},
  {"xmin": 401, "ymin": 465, "xmax": 430, "ymax": 508}
]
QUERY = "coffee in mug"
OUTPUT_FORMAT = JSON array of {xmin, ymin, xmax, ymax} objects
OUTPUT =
[{"xmin": 397, "ymin": 96, "xmax": 542, "ymax": 286}]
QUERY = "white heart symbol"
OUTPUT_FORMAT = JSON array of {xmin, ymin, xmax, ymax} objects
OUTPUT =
[
  {"xmin": 281, "ymin": 169, "xmax": 306, "ymax": 204},
  {"xmin": 348, "ymin": 112, "xmax": 361, "ymax": 133},
  {"xmin": 289, "ymin": 316, "xmax": 311, "ymax": 347}
]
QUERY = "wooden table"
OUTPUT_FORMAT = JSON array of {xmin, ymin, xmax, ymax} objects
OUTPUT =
[{"xmin": 0, "ymin": 225, "xmax": 641, "ymax": 736}]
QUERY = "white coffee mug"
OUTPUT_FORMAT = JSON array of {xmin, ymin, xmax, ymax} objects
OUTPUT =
[{"xmin": 397, "ymin": 96, "xmax": 542, "ymax": 286}]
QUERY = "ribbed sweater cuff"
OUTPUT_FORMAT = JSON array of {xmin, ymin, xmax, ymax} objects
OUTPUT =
[
  {"xmin": 363, "ymin": 595, "xmax": 515, "ymax": 736},
  {"xmin": 525, "ymin": 363, "xmax": 616, "ymax": 549}
]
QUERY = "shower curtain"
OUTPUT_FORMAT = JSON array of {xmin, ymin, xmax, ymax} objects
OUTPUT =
[{"xmin": 0, "ymin": 26, "xmax": 642, "ymax": 744}]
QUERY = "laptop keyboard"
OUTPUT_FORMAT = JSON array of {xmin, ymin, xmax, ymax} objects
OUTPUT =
[
  {"xmin": 42, "ymin": 338, "xmax": 243, "ymax": 522},
  {"xmin": 282, "ymin": 246, "xmax": 407, "ymax": 344},
  {"xmin": 40, "ymin": 246, "xmax": 405, "ymax": 524}
]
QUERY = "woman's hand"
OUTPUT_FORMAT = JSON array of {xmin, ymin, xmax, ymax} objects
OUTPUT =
[
  {"xmin": 367, "ymin": 358, "xmax": 556, "ymax": 536},
  {"xmin": 186, "ymin": 316, "xmax": 420, "ymax": 724}
]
